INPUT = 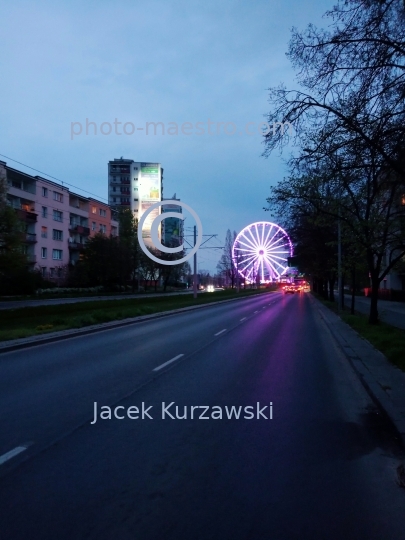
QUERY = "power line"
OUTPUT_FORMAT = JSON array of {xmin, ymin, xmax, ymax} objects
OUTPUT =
[{"xmin": 0, "ymin": 153, "xmax": 108, "ymax": 202}]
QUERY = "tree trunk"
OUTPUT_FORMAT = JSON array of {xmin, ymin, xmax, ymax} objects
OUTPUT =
[
  {"xmin": 369, "ymin": 274, "xmax": 380, "ymax": 324},
  {"xmin": 340, "ymin": 273, "xmax": 345, "ymax": 309},
  {"xmin": 350, "ymin": 268, "xmax": 355, "ymax": 315},
  {"xmin": 328, "ymin": 278, "xmax": 334, "ymax": 302}
]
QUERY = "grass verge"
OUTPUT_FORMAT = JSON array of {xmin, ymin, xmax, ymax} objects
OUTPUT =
[
  {"xmin": 0, "ymin": 288, "xmax": 271, "ymax": 343},
  {"xmin": 314, "ymin": 294, "xmax": 405, "ymax": 372}
]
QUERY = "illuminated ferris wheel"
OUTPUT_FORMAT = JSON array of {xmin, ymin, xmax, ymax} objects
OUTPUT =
[{"xmin": 232, "ymin": 222, "xmax": 293, "ymax": 283}]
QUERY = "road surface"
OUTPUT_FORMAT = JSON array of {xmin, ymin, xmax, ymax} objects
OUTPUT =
[{"xmin": 0, "ymin": 292, "xmax": 404, "ymax": 539}]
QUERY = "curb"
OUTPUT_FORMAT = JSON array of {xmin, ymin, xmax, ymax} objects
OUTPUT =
[
  {"xmin": 310, "ymin": 295, "xmax": 405, "ymax": 447},
  {"xmin": 0, "ymin": 291, "xmax": 272, "ymax": 354}
]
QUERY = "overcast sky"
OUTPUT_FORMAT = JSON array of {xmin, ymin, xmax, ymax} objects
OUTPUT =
[{"xmin": 1, "ymin": 0, "xmax": 331, "ymax": 272}]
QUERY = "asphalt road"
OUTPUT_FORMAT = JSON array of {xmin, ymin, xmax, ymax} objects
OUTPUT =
[{"xmin": 0, "ymin": 292, "xmax": 404, "ymax": 540}]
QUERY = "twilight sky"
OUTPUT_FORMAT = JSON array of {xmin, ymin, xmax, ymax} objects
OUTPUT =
[{"xmin": 1, "ymin": 0, "xmax": 330, "ymax": 272}]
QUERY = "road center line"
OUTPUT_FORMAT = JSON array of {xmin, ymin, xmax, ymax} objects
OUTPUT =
[
  {"xmin": 254, "ymin": 311, "xmax": 258, "ymax": 313},
  {"xmin": 153, "ymin": 354, "xmax": 184, "ymax": 372},
  {"xmin": 240, "ymin": 317, "xmax": 247, "ymax": 321},
  {"xmin": 214, "ymin": 329, "xmax": 227, "ymax": 336},
  {"xmin": 0, "ymin": 445, "xmax": 28, "ymax": 465}
]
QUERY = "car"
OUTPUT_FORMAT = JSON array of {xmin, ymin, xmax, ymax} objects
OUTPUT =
[
  {"xmin": 283, "ymin": 285, "xmax": 295, "ymax": 294},
  {"xmin": 207, "ymin": 285, "xmax": 214, "ymax": 292}
]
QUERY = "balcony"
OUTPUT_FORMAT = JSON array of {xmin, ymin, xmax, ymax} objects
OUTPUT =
[
  {"xmin": 27, "ymin": 254, "xmax": 37, "ymax": 264},
  {"xmin": 8, "ymin": 180, "xmax": 36, "ymax": 195},
  {"xmin": 15, "ymin": 208, "xmax": 37, "ymax": 223},
  {"xmin": 110, "ymin": 168, "xmax": 130, "ymax": 174},
  {"xmin": 68, "ymin": 242, "xmax": 86, "ymax": 251},
  {"xmin": 21, "ymin": 233, "xmax": 37, "ymax": 243},
  {"xmin": 69, "ymin": 225, "xmax": 90, "ymax": 236}
]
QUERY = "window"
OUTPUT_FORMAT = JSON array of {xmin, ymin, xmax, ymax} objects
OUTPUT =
[
  {"xmin": 41, "ymin": 247, "xmax": 47, "ymax": 259},
  {"xmin": 41, "ymin": 267, "xmax": 47, "ymax": 277},
  {"xmin": 112, "ymin": 176, "xmax": 116, "ymax": 181},
  {"xmin": 53, "ymin": 210, "xmax": 63, "ymax": 222},
  {"xmin": 42, "ymin": 206, "xmax": 48, "ymax": 218},
  {"xmin": 113, "ymin": 187, "xmax": 116, "ymax": 192},
  {"xmin": 99, "ymin": 208, "xmax": 106, "ymax": 217},
  {"xmin": 113, "ymin": 197, "xmax": 116, "ymax": 202},
  {"xmin": 99, "ymin": 224, "xmax": 106, "ymax": 234},
  {"xmin": 53, "ymin": 191, "xmax": 63, "ymax": 202},
  {"xmin": 42, "ymin": 187, "xmax": 48, "ymax": 197},
  {"xmin": 49, "ymin": 268, "xmax": 55, "ymax": 277},
  {"xmin": 53, "ymin": 229, "xmax": 63, "ymax": 241},
  {"xmin": 92, "ymin": 222, "xmax": 96, "ymax": 231},
  {"xmin": 41, "ymin": 226, "xmax": 47, "ymax": 238},
  {"xmin": 52, "ymin": 249, "xmax": 63, "ymax": 260},
  {"xmin": 91, "ymin": 206, "xmax": 97, "ymax": 214}
]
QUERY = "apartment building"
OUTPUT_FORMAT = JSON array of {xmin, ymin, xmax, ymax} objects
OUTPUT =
[
  {"xmin": 108, "ymin": 157, "xmax": 163, "ymax": 247},
  {"xmin": 1, "ymin": 161, "xmax": 119, "ymax": 281},
  {"xmin": 162, "ymin": 195, "xmax": 183, "ymax": 246}
]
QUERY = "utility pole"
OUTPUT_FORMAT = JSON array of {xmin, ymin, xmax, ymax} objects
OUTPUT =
[
  {"xmin": 337, "ymin": 152, "xmax": 342, "ymax": 312},
  {"xmin": 338, "ymin": 218, "xmax": 342, "ymax": 311},
  {"xmin": 236, "ymin": 251, "xmax": 240, "ymax": 293},
  {"xmin": 193, "ymin": 225, "xmax": 197, "ymax": 299}
]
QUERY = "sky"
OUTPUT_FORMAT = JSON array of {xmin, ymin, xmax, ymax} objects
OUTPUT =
[{"xmin": 0, "ymin": 0, "xmax": 331, "ymax": 272}]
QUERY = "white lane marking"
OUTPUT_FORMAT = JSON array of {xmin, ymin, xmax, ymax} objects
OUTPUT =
[
  {"xmin": 240, "ymin": 317, "xmax": 247, "ymax": 321},
  {"xmin": 153, "ymin": 354, "xmax": 184, "ymax": 372},
  {"xmin": 254, "ymin": 311, "xmax": 258, "ymax": 313},
  {"xmin": 214, "ymin": 329, "xmax": 227, "ymax": 336},
  {"xmin": 0, "ymin": 445, "xmax": 28, "ymax": 465}
]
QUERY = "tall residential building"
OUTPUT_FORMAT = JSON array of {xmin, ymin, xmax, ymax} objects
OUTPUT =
[
  {"xmin": 1, "ymin": 161, "xmax": 119, "ymax": 281},
  {"xmin": 162, "ymin": 195, "xmax": 183, "ymax": 246},
  {"xmin": 108, "ymin": 158, "xmax": 163, "ymax": 246}
]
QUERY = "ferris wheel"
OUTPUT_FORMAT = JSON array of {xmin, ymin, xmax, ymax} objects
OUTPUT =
[{"xmin": 232, "ymin": 222, "xmax": 293, "ymax": 283}]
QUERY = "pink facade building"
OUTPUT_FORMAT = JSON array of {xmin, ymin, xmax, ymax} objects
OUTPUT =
[{"xmin": 1, "ymin": 161, "xmax": 119, "ymax": 282}]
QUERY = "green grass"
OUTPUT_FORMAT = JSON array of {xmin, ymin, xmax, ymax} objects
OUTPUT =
[
  {"xmin": 0, "ymin": 288, "xmax": 272, "ymax": 343},
  {"xmin": 314, "ymin": 293, "xmax": 405, "ymax": 372}
]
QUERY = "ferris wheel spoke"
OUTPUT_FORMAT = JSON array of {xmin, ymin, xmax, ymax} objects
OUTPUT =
[
  {"xmin": 239, "ymin": 256, "xmax": 258, "ymax": 274},
  {"xmin": 237, "ymin": 239, "xmax": 258, "ymax": 252},
  {"xmin": 267, "ymin": 256, "xmax": 288, "ymax": 268},
  {"xmin": 239, "ymin": 235, "xmax": 258, "ymax": 251},
  {"xmin": 264, "ymin": 257, "xmax": 281, "ymax": 278},
  {"xmin": 247, "ymin": 228, "xmax": 260, "ymax": 248},
  {"xmin": 238, "ymin": 251, "xmax": 258, "ymax": 263},
  {"xmin": 267, "ymin": 235, "xmax": 287, "ymax": 250},
  {"xmin": 245, "ymin": 266, "xmax": 254, "ymax": 281},
  {"xmin": 267, "ymin": 253, "xmax": 288, "ymax": 263},
  {"xmin": 263, "ymin": 224, "xmax": 273, "ymax": 248}
]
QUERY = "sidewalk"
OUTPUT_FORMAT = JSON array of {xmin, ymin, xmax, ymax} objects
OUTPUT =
[
  {"xmin": 311, "ymin": 295, "xmax": 405, "ymax": 446},
  {"xmin": 343, "ymin": 294, "xmax": 405, "ymax": 329}
]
